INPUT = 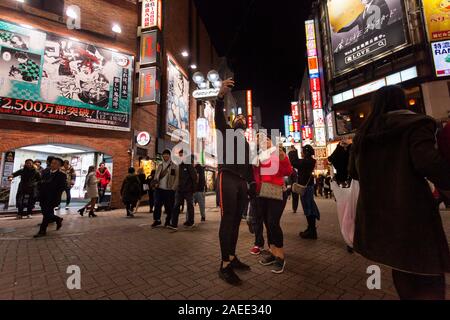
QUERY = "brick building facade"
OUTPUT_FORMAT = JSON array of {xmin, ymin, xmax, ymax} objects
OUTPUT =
[{"xmin": 0, "ymin": 0, "xmax": 219, "ymax": 209}]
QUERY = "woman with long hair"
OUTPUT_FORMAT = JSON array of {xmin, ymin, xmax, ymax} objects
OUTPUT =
[
  {"xmin": 349, "ymin": 85, "xmax": 450, "ymax": 300},
  {"xmin": 255, "ymin": 134, "xmax": 293, "ymax": 274},
  {"xmin": 78, "ymin": 166, "xmax": 98, "ymax": 218},
  {"xmin": 289, "ymin": 145, "xmax": 320, "ymax": 239}
]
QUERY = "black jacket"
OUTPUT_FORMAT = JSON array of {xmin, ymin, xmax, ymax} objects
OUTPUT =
[
  {"xmin": 288, "ymin": 150, "xmax": 315, "ymax": 186},
  {"xmin": 177, "ymin": 162, "xmax": 197, "ymax": 193},
  {"xmin": 215, "ymin": 98, "xmax": 254, "ymax": 183},
  {"xmin": 195, "ymin": 164, "xmax": 206, "ymax": 192},
  {"xmin": 121, "ymin": 174, "xmax": 141, "ymax": 203},
  {"xmin": 38, "ymin": 170, "xmax": 67, "ymax": 207},
  {"xmin": 13, "ymin": 167, "xmax": 40, "ymax": 195},
  {"xmin": 349, "ymin": 111, "xmax": 450, "ymax": 274}
]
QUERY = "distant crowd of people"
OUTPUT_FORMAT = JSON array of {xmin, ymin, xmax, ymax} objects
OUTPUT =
[{"xmin": 9, "ymin": 157, "xmax": 112, "ymax": 237}]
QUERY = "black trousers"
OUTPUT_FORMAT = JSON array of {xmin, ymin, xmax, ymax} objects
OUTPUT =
[
  {"xmin": 38, "ymin": 202, "xmax": 61, "ymax": 234},
  {"xmin": 147, "ymin": 190, "xmax": 155, "ymax": 212},
  {"xmin": 62, "ymin": 187, "xmax": 72, "ymax": 205},
  {"xmin": 219, "ymin": 172, "xmax": 248, "ymax": 262},
  {"xmin": 98, "ymin": 186, "xmax": 106, "ymax": 204},
  {"xmin": 392, "ymin": 269, "xmax": 446, "ymax": 300},
  {"xmin": 250, "ymin": 198, "xmax": 264, "ymax": 248},
  {"xmin": 171, "ymin": 191, "xmax": 194, "ymax": 227},
  {"xmin": 257, "ymin": 193, "xmax": 287, "ymax": 248},
  {"xmin": 292, "ymin": 192, "xmax": 299, "ymax": 212},
  {"xmin": 124, "ymin": 201, "xmax": 137, "ymax": 215},
  {"xmin": 153, "ymin": 189, "xmax": 175, "ymax": 225}
]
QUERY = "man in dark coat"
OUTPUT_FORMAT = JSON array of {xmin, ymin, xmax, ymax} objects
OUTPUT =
[
  {"xmin": 168, "ymin": 150, "xmax": 197, "ymax": 229},
  {"xmin": 120, "ymin": 167, "xmax": 141, "ymax": 218},
  {"xmin": 193, "ymin": 163, "xmax": 207, "ymax": 222},
  {"xmin": 34, "ymin": 158, "xmax": 66, "ymax": 238},
  {"xmin": 349, "ymin": 86, "xmax": 450, "ymax": 299}
]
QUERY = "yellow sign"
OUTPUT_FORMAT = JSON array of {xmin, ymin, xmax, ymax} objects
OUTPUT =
[
  {"xmin": 422, "ymin": 0, "xmax": 450, "ymax": 41},
  {"xmin": 327, "ymin": 0, "xmax": 364, "ymax": 33}
]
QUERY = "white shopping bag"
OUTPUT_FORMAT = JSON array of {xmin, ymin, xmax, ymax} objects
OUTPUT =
[{"xmin": 331, "ymin": 180, "xmax": 359, "ymax": 247}]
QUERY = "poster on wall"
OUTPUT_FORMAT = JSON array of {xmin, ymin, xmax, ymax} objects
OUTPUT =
[
  {"xmin": 203, "ymin": 101, "xmax": 217, "ymax": 157},
  {"xmin": 431, "ymin": 40, "xmax": 450, "ymax": 77},
  {"xmin": 0, "ymin": 20, "xmax": 134, "ymax": 131},
  {"xmin": 326, "ymin": 0, "xmax": 409, "ymax": 76},
  {"xmin": 422, "ymin": 0, "xmax": 450, "ymax": 41},
  {"xmin": 166, "ymin": 54, "xmax": 189, "ymax": 142},
  {"xmin": 140, "ymin": 30, "xmax": 161, "ymax": 65},
  {"xmin": 138, "ymin": 67, "xmax": 160, "ymax": 103}
]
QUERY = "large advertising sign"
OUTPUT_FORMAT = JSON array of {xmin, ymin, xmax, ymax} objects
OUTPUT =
[
  {"xmin": 0, "ymin": 20, "xmax": 133, "ymax": 131},
  {"xmin": 432, "ymin": 40, "xmax": 450, "ymax": 77},
  {"xmin": 140, "ymin": 30, "xmax": 161, "ymax": 66},
  {"xmin": 138, "ymin": 67, "xmax": 160, "ymax": 103},
  {"xmin": 326, "ymin": 0, "xmax": 408, "ymax": 76},
  {"xmin": 422, "ymin": 0, "xmax": 450, "ymax": 41},
  {"xmin": 166, "ymin": 54, "xmax": 189, "ymax": 141}
]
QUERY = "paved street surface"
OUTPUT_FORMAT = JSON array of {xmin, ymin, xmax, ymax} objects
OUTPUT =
[{"xmin": 0, "ymin": 196, "xmax": 449, "ymax": 300}]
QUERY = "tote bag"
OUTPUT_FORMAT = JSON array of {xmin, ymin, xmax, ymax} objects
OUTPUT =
[{"xmin": 332, "ymin": 180, "xmax": 359, "ymax": 247}]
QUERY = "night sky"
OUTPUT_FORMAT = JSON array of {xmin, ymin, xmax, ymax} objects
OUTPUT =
[{"xmin": 194, "ymin": 0, "xmax": 313, "ymax": 129}]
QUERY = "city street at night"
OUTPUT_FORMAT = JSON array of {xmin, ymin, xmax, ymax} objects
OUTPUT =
[
  {"xmin": 0, "ymin": 0, "xmax": 450, "ymax": 313},
  {"xmin": 0, "ymin": 197, "xmax": 449, "ymax": 300}
]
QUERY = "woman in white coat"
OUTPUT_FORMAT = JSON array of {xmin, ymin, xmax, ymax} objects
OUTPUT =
[{"xmin": 78, "ymin": 166, "xmax": 98, "ymax": 217}]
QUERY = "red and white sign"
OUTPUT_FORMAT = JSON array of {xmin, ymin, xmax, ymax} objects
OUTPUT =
[
  {"xmin": 302, "ymin": 126, "xmax": 313, "ymax": 141},
  {"xmin": 142, "ymin": 0, "xmax": 162, "ymax": 30},
  {"xmin": 291, "ymin": 102, "xmax": 300, "ymax": 122},
  {"xmin": 311, "ymin": 91, "xmax": 322, "ymax": 110},
  {"xmin": 136, "ymin": 131, "xmax": 151, "ymax": 146},
  {"xmin": 310, "ymin": 78, "xmax": 320, "ymax": 92},
  {"xmin": 247, "ymin": 115, "xmax": 253, "ymax": 129}
]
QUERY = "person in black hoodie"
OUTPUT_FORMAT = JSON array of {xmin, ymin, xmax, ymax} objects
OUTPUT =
[
  {"xmin": 168, "ymin": 150, "xmax": 197, "ymax": 230},
  {"xmin": 349, "ymin": 85, "xmax": 450, "ymax": 300},
  {"xmin": 34, "ymin": 158, "xmax": 66, "ymax": 238},
  {"xmin": 9, "ymin": 159, "xmax": 40, "ymax": 219},
  {"xmin": 120, "ymin": 167, "xmax": 141, "ymax": 218},
  {"xmin": 193, "ymin": 163, "xmax": 207, "ymax": 222},
  {"xmin": 289, "ymin": 145, "xmax": 320, "ymax": 239},
  {"xmin": 215, "ymin": 79, "xmax": 256, "ymax": 285}
]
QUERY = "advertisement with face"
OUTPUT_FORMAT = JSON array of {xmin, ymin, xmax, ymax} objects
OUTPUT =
[
  {"xmin": 326, "ymin": 0, "xmax": 408, "ymax": 76},
  {"xmin": 166, "ymin": 54, "xmax": 190, "ymax": 141},
  {"xmin": 0, "ymin": 20, "xmax": 133, "ymax": 131}
]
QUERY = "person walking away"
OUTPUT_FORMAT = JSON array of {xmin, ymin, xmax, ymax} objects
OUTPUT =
[
  {"xmin": 255, "ymin": 137, "xmax": 293, "ymax": 274},
  {"xmin": 96, "ymin": 163, "xmax": 111, "ymax": 206},
  {"xmin": 78, "ymin": 166, "xmax": 98, "ymax": 217},
  {"xmin": 193, "ymin": 162, "xmax": 207, "ymax": 222},
  {"xmin": 215, "ymin": 79, "xmax": 256, "ymax": 285},
  {"xmin": 146, "ymin": 169, "xmax": 156, "ymax": 213},
  {"xmin": 120, "ymin": 167, "xmax": 141, "ymax": 218},
  {"xmin": 349, "ymin": 85, "xmax": 450, "ymax": 300},
  {"xmin": 168, "ymin": 151, "xmax": 197, "ymax": 230},
  {"xmin": 34, "ymin": 158, "xmax": 66, "ymax": 238},
  {"xmin": 151, "ymin": 150, "xmax": 178, "ymax": 228},
  {"xmin": 60, "ymin": 160, "xmax": 76, "ymax": 210},
  {"xmin": 323, "ymin": 172, "xmax": 332, "ymax": 199},
  {"xmin": 9, "ymin": 159, "xmax": 40, "ymax": 219},
  {"xmin": 289, "ymin": 145, "xmax": 320, "ymax": 239}
]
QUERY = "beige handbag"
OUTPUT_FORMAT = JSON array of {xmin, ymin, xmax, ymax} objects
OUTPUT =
[
  {"xmin": 292, "ymin": 175, "xmax": 312, "ymax": 197},
  {"xmin": 259, "ymin": 182, "xmax": 283, "ymax": 201}
]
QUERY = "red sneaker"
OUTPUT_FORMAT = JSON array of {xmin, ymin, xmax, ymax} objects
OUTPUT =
[{"xmin": 250, "ymin": 246, "xmax": 262, "ymax": 255}]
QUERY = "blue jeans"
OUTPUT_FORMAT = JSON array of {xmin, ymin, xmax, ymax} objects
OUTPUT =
[
  {"xmin": 193, "ymin": 192, "xmax": 206, "ymax": 219},
  {"xmin": 300, "ymin": 186, "xmax": 321, "ymax": 220}
]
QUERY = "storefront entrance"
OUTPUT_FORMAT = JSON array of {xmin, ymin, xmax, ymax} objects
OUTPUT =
[{"xmin": 0, "ymin": 144, "xmax": 113, "ymax": 213}]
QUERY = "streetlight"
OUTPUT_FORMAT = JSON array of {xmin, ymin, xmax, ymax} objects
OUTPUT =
[
  {"xmin": 112, "ymin": 23, "xmax": 122, "ymax": 34},
  {"xmin": 190, "ymin": 64, "xmax": 197, "ymax": 70},
  {"xmin": 181, "ymin": 51, "xmax": 189, "ymax": 58}
]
